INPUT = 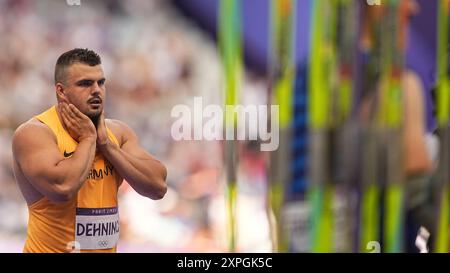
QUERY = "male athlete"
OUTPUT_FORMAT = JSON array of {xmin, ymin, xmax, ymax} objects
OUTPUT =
[{"xmin": 12, "ymin": 48, "xmax": 167, "ymax": 253}]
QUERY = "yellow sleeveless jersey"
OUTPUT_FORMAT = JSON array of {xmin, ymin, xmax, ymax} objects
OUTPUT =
[{"xmin": 24, "ymin": 106, "xmax": 123, "ymax": 253}]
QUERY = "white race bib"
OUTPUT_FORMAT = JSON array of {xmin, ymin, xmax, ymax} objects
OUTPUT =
[{"xmin": 75, "ymin": 207, "xmax": 119, "ymax": 250}]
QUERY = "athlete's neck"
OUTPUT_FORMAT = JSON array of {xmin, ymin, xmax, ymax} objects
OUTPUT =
[{"xmin": 90, "ymin": 115, "xmax": 100, "ymax": 129}]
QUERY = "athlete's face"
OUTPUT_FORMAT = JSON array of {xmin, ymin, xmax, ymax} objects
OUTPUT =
[{"xmin": 56, "ymin": 63, "xmax": 106, "ymax": 119}]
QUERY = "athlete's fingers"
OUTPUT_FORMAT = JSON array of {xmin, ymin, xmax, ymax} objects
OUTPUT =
[
  {"xmin": 60, "ymin": 108, "xmax": 75, "ymax": 129},
  {"xmin": 60, "ymin": 103, "xmax": 69, "ymax": 120},
  {"xmin": 61, "ymin": 105, "xmax": 74, "ymax": 125},
  {"xmin": 61, "ymin": 105, "xmax": 78, "ymax": 129},
  {"xmin": 61, "ymin": 102, "xmax": 70, "ymax": 116},
  {"xmin": 69, "ymin": 104, "xmax": 88, "ymax": 120},
  {"xmin": 65, "ymin": 104, "xmax": 79, "ymax": 120},
  {"xmin": 61, "ymin": 103, "xmax": 73, "ymax": 123}
]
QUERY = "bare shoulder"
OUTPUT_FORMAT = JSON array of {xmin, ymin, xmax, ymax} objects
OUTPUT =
[
  {"xmin": 13, "ymin": 119, "xmax": 56, "ymax": 150},
  {"xmin": 12, "ymin": 118, "xmax": 57, "ymax": 165},
  {"xmin": 105, "ymin": 119, "xmax": 137, "ymax": 145}
]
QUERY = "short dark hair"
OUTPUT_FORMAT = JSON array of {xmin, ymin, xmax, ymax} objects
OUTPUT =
[{"xmin": 54, "ymin": 48, "xmax": 101, "ymax": 84}]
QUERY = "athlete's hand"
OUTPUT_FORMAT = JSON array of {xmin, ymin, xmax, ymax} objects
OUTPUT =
[
  {"xmin": 96, "ymin": 110, "xmax": 109, "ymax": 146},
  {"xmin": 59, "ymin": 102, "xmax": 97, "ymax": 142}
]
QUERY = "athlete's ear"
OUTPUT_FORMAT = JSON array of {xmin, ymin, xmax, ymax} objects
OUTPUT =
[{"xmin": 56, "ymin": 83, "xmax": 68, "ymax": 103}]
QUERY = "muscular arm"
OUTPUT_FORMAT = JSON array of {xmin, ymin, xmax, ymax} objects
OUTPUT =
[
  {"xmin": 98, "ymin": 120, "xmax": 167, "ymax": 200},
  {"xmin": 12, "ymin": 122, "xmax": 96, "ymax": 203}
]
